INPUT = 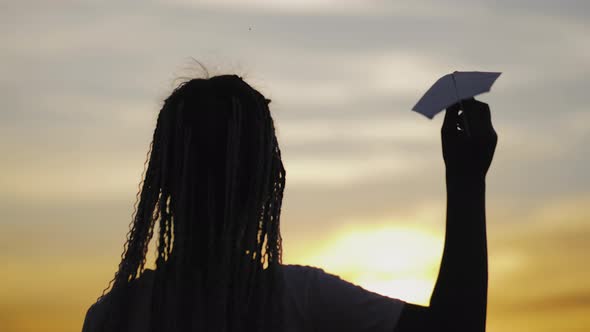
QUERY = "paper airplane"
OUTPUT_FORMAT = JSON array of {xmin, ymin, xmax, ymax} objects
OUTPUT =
[{"xmin": 412, "ymin": 71, "xmax": 501, "ymax": 119}]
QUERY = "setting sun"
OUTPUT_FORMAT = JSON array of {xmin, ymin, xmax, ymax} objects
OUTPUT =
[
  {"xmin": 2, "ymin": 1, "xmax": 589, "ymax": 331},
  {"xmin": 292, "ymin": 223, "xmax": 443, "ymax": 305}
]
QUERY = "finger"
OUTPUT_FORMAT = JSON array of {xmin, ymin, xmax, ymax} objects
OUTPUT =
[
  {"xmin": 462, "ymin": 98, "xmax": 492, "ymax": 135},
  {"xmin": 442, "ymin": 102, "xmax": 460, "ymax": 134}
]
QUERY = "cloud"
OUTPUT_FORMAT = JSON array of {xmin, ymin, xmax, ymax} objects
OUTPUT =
[
  {"xmin": 154, "ymin": 0, "xmax": 458, "ymax": 16},
  {"xmin": 1, "ymin": 2, "xmax": 589, "ymax": 331}
]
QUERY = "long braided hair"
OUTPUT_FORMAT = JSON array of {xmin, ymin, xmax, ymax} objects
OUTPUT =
[{"xmin": 95, "ymin": 74, "xmax": 285, "ymax": 332}]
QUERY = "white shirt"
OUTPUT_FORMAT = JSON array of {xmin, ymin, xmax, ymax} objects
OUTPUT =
[
  {"xmin": 281, "ymin": 264, "xmax": 404, "ymax": 332},
  {"xmin": 82, "ymin": 264, "xmax": 405, "ymax": 332}
]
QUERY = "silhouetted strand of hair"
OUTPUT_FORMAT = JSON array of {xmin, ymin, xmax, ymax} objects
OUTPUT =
[{"xmin": 94, "ymin": 74, "xmax": 285, "ymax": 332}]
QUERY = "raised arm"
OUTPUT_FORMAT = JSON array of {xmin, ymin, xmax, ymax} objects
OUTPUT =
[{"xmin": 395, "ymin": 99, "xmax": 497, "ymax": 332}]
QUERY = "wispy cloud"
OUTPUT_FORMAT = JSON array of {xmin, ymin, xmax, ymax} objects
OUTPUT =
[{"xmin": 1, "ymin": 1, "xmax": 589, "ymax": 331}]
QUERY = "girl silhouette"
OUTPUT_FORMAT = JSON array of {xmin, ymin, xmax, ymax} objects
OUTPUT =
[{"xmin": 82, "ymin": 75, "xmax": 497, "ymax": 332}]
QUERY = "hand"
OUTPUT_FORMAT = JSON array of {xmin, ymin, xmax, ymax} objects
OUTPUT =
[{"xmin": 441, "ymin": 98, "xmax": 498, "ymax": 179}]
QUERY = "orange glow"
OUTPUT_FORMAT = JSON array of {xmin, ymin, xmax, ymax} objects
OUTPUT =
[{"xmin": 293, "ymin": 224, "xmax": 442, "ymax": 304}]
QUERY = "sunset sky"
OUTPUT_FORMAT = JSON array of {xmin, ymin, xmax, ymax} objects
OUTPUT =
[{"xmin": 1, "ymin": 1, "xmax": 589, "ymax": 331}]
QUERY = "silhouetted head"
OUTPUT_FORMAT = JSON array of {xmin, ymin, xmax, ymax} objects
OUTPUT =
[
  {"xmin": 98, "ymin": 74, "xmax": 285, "ymax": 332},
  {"xmin": 156, "ymin": 75, "xmax": 284, "ymax": 261}
]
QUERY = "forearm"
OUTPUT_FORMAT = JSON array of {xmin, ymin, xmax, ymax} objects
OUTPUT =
[
  {"xmin": 395, "ymin": 99, "xmax": 495, "ymax": 332},
  {"xmin": 430, "ymin": 172, "xmax": 488, "ymax": 331}
]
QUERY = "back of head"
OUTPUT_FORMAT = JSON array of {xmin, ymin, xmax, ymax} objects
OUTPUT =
[
  {"xmin": 96, "ymin": 74, "xmax": 285, "ymax": 332},
  {"xmin": 159, "ymin": 75, "xmax": 283, "ymax": 261}
]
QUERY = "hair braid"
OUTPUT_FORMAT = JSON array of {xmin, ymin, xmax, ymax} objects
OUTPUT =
[{"xmin": 93, "ymin": 75, "xmax": 285, "ymax": 332}]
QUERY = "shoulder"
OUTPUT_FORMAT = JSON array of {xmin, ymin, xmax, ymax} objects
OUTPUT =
[
  {"xmin": 82, "ymin": 270, "xmax": 157, "ymax": 332},
  {"xmin": 279, "ymin": 265, "xmax": 326, "ymax": 305},
  {"xmin": 281, "ymin": 264, "xmax": 385, "ymax": 292},
  {"xmin": 280, "ymin": 264, "xmax": 362, "ymax": 291},
  {"xmin": 280, "ymin": 264, "xmax": 328, "ymax": 279},
  {"xmin": 82, "ymin": 295, "xmax": 109, "ymax": 332},
  {"xmin": 284, "ymin": 265, "xmax": 406, "ymax": 331},
  {"xmin": 280, "ymin": 264, "xmax": 328, "ymax": 288}
]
